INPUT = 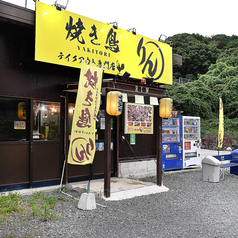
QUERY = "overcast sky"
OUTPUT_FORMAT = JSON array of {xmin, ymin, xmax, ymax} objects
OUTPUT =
[{"xmin": 3, "ymin": 0, "xmax": 238, "ymax": 40}]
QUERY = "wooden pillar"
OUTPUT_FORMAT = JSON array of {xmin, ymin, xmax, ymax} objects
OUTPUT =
[
  {"xmin": 156, "ymin": 106, "xmax": 162, "ymax": 186},
  {"xmin": 113, "ymin": 116, "xmax": 120, "ymax": 177},
  {"xmin": 104, "ymin": 106, "xmax": 111, "ymax": 198}
]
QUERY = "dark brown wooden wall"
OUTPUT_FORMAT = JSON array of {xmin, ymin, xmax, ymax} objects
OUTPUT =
[{"xmin": 0, "ymin": 21, "xmax": 80, "ymax": 100}]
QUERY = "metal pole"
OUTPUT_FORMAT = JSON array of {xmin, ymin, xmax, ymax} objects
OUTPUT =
[
  {"xmin": 64, "ymin": 92, "xmax": 69, "ymax": 184},
  {"xmin": 87, "ymin": 163, "xmax": 93, "ymax": 194},
  {"xmin": 60, "ymin": 159, "xmax": 66, "ymax": 189}
]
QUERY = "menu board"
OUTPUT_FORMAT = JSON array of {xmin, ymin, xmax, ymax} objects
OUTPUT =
[{"xmin": 125, "ymin": 103, "xmax": 153, "ymax": 134}]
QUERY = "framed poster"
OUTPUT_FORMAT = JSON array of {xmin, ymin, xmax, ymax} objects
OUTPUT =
[
  {"xmin": 125, "ymin": 103, "xmax": 154, "ymax": 134},
  {"xmin": 14, "ymin": 121, "xmax": 26, "ymax": 130}
]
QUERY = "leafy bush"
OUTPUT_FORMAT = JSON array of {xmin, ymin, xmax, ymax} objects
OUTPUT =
[{"xmin": 165, "ymin": 81, "xmax": 218, "ymax": 119}]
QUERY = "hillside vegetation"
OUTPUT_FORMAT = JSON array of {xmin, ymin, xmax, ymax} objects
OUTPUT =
[{"xmin": 164, "ymin": 34, "xmax": 238, "ymax": 147}]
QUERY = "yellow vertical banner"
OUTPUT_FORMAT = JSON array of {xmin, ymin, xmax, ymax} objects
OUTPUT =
[
  {"xmin": 68, "ymin": 62, "xmax": 103, "ymax": 165},
  {"xmin": 218, "ymin": 97, "xmax": 224, "ymax": 148}
]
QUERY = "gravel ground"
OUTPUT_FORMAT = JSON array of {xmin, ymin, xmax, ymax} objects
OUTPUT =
[{"xmin": 1, "ymin": 169, "xmax": 238, "ymax": 238}]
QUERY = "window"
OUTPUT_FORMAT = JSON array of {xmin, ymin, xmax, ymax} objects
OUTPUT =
[
  {"xmin": 33, "ymin": 101, "xmax": 60, "ymax": 140},
  {"xmin": 0, "ymin": 98, "xmax": 30, "ymax": 141}
]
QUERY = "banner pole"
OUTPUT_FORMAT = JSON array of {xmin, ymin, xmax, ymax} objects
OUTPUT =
[
  {"xmin": 87, "ymin": 163, "xmax": 93, "ymax": 194},
  {"xmin": 60, "ymin": 159, "xmax": 66, "ymax": 190}
]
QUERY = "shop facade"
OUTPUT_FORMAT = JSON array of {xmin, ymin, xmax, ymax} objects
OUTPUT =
[{"xmin": 0, "ymin": 1, "xmax": 181, "ymax": 195}]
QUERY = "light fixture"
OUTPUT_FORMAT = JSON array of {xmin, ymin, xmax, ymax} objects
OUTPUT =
[
  {"xmin": 106, "ymin": 91, "xmax": 123, "ymax": 116},
  {"xmin": 159, "ymin": 98, "xmax": 173, "ymax": 118},
  {"xmin": 141, "ymin": 78, "xmax": 146, "ymax": 85},
  {"xmin": 127, "ymin": 27, "xmax": 136, "ymax": 35},
  {"xmin": 18, "ymin": 102, "xmax": 27, "ymax": 120},
  {"xmin": 54, "ymin": 0, "xmax": 69, "ymax": 10},
  {"xmin": 40, "ymin": 104, "xmax": 46, "ymax": 111},
  {"xmin": 158, "ymin": 34, "xmax": 167, "ymax": 43},
  {"xmin": 51, "ymin": 107, "xmax": 57, "ymax": 113},
  {"xmin": 108, "ymin": 22, "xmax": 118, "ymax": 29}
]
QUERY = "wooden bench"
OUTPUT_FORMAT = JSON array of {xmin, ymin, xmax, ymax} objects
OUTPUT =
[{"xmin": 214, "ymin": 154, "xmax": 238, "ymax": 179}]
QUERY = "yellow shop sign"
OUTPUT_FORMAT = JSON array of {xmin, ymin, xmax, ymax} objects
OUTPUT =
[{"xmin": 35, "ymin": 2, "xmax": 172, "ymax": 85}]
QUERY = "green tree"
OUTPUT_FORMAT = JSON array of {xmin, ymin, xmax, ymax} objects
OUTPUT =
[
  {"xmin": 167, "ymin": 33, "xmax": 220, "ymax": 80},
  {"xmin": 166, "ymin": 36, "xmax": 238, "ymax": 119},
  {"xmin": 210, "ymin": 34, "xmax": 238, "ymax": 50},
  {"xmin": 200, "ymin": 62, "xmax": 238, "ymax": 119},
  {"xmin": 216, "ymin": 48, "xmax": 238, "ymax": 66},
  {"xmin": 165, "ymin": 34, "xmax": 238, "ymax": 141},
  {"xmin": 165, "ymin": 80, "xmax": 218, "ymax": 119},
  {"xmin": 224, "ymin": 41, "xmax": 238, "ymax": 50}
]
